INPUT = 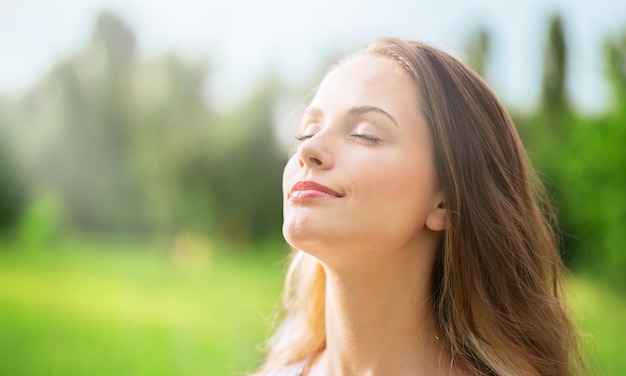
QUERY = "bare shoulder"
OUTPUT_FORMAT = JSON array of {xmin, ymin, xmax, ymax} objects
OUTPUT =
[{"xmin": 253, "ymin": 361, "xmax": 307, "ymax": 376}]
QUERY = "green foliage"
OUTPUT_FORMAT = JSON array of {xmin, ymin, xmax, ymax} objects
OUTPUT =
[
  {"xmin": 524, "ymin": 111, "xmax": 626, "ymax": 289},
  {"xmin": 1, "ymin": 11, "xmax": 287, "ymax": 243},
  {"xmin": 0, "ymin": 9, "xmax": 623, "ymax": 289},
  {"xmin": 0, "ymin": 124, "xmax": 25, "ymax": 234},
  {"xmin": 517, "ymin": 19, "xmax": 626, "ymax": 290},
  {"xmin": 205, "ymin": 77, "xmax": 286, "ymax": 241},
  {"xmin": 11, "ymin": 12, "xmax": 147, "ymax": 234}
]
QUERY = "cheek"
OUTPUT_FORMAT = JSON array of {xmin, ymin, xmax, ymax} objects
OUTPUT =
[
  {"xmin": 364, "ymin": 153, "xmax": 435, "ymax": 202},
  {"xmin": 358, "ymin": 153, "xmax": 437, "ymax": 231}
]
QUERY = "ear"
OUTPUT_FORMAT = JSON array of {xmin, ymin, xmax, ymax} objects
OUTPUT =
[{"xmin": 425, "ymin": 194, "xmax": 446, "ymax": 232}]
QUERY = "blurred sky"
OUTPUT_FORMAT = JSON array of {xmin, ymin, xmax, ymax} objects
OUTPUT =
[{"xmin": 1, "ymin": 0, "xmax": 626, "ymax": 112}]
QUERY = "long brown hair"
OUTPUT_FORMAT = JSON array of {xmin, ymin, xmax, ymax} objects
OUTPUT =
[{"xmin": 261, "ymin": 37, "xmax": 583, "ymax": 375}]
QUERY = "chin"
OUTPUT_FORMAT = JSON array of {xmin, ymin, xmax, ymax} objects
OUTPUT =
[
  {"xmin": 282, "ymin": 220, "xmax": 312, "ymax": 250},
  {"xmin": 282, "ymin": 220, "xmax": 333, "ymax": 256}
]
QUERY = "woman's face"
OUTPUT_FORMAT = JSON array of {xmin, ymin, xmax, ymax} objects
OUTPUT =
[{"xmin": 282, "ymin": 54, "xmax": 444, "ymax": 259}]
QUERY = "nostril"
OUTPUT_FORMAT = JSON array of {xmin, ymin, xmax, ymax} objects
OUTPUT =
[{"xmin": 311, "ymin": 157, "xmax": 323, "ymax": 166}]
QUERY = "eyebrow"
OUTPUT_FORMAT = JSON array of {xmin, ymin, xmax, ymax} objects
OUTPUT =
[
  {"xmin": 304, "ymin": 105, "xmax": 398, "ymax": 127},
  {"xmin": 349, "ymin": 106, "xmax": 398, "ymax": 126}
]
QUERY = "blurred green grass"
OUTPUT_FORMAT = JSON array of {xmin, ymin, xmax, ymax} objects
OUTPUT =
[
  {"xmin": 568, "ymin": 274, "xmax": 626, "ymax": 375},
  {"xmin": 0, "ymin": 239, "xmax": 286, "ymax": 376},
  {"xmin": 0, "ymin": 240, "xmax": 623, "ymax": 375}
]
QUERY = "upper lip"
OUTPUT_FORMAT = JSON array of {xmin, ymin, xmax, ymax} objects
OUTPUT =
[{"xmin": 290, "ymin": 181, "xmax": 343, "ymax": 197}]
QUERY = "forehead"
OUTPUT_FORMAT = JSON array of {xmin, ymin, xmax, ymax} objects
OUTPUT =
[{"xmin": 310, "ymin": 54, "xmax": 419, "ymax": 119}]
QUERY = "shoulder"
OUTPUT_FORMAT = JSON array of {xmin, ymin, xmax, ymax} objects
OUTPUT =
[{"xmin": 251, "ymin": 360, "xmax": 307, "ymax": 376}]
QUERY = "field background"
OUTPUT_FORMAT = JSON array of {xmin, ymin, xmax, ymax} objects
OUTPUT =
[
  {"xmin": 0, "ymin": 239, "xmax": 286, "ymax": 376},
  {"xmin": 0, "ymin": 239, "xmax": 624, "ymax": 376}
]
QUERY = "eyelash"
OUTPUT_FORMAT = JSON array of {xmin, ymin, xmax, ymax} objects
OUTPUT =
[
  {"xmin": 294, "ymin": 133, "xmax": 381, "ymax": 143},
  {"xmin": 352, "ymin": 133, "xmax": 381, "ymax": 143},
  {"xmin": 294, "ymin": 134, "xmax": 313, "ymax": 141}
]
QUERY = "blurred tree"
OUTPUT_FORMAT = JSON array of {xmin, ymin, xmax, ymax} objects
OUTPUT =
[
  {"xmin": 605, "ymin": 31, "xmax": 626, "ymax": 110},
  {"xmin": 91, "ymin": 12, "xmax": 136, "ymax": 72},
  {"xmin": 540, "ymin": 15, "xmax": 569, "ymax": 120},
  {"xmin": 551, "ymin": 32, "xmax": 626, "ymax": 288},
  {"xmin": 6, "ymin": 11, "xmax": 152, "ymax": 235},
  {"xmin": 53, "ymin": 11, "xmax": 145, "ymax": 232},
  {"xmin": 4, "ymin": 9, "xmax": 289, "ymax": 244},
  {"xmin": 0, "ymin": 116, "xmax": 25, "ymax": 235},
  {"xmin": 206, "ymin": 75, "xmax": 286, "ymax": 242},
  {"xmin": 130, "ymin": 53, "xmax": 215, "ymax": 235},
  {"xmin": 464, "ymin": 27, "xmax": 491, "ymax": 78},
  {"xmin": 521, "ymin": 20, "xmax": 626, "ymax": 290}
]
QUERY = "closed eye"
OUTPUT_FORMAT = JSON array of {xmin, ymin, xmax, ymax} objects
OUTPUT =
[
  {"xmin": 351, "ymin": 133, "xmax": 381, "ymax": 143},
  {"xmin": 295, "ymin": 134, "xmax": 314, "ymax": 141}
]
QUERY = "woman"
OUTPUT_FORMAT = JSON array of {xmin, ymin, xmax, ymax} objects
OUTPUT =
[{"xmin": 257, "ymin": 37, "xmax": 583, "ymax": 375}]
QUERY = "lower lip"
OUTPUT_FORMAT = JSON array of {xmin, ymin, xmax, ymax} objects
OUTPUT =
[{"xmin": 289, "ymin": 190, "xmax": 340, "ymax": 201}]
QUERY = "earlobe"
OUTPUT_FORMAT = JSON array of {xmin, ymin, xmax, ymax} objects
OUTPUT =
[{"xmin": 426, "ymin": 202, "xmax": 446, "ymax": 231}]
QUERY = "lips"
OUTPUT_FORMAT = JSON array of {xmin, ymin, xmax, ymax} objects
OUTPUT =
[{"xmin": 289, "ymin": 181, "xmax": 343, "ymax": 200}]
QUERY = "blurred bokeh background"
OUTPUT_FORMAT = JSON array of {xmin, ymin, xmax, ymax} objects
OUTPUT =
[{"xmin": 1, "ymin": 0, "xmax": 625, "ymax": 375}]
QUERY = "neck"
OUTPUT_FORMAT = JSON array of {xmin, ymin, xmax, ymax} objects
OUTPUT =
[{"xmin": 312, "ymin": 248, "xmax": 452, "ymax": 376}]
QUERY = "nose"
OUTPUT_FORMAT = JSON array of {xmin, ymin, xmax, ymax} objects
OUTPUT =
[{"xmin": 296, "ymin": 135, "xmax": 334, "ymax": 170}]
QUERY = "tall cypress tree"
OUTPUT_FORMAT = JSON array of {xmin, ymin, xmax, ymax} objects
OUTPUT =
[
  {"xmin": 464, "ymin": 28, "xmax": 491, "ymax": 79},
  {"xmin": 540, "ymin": 15, "xmax": 568, "ymax": 117},
  {"xmin": 605, "ymin": 32, "xmax": 626, "ymax": 110},
  {"xmin": 0, "ymin": 126, "xmax": 24, "ymax": 235}
]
